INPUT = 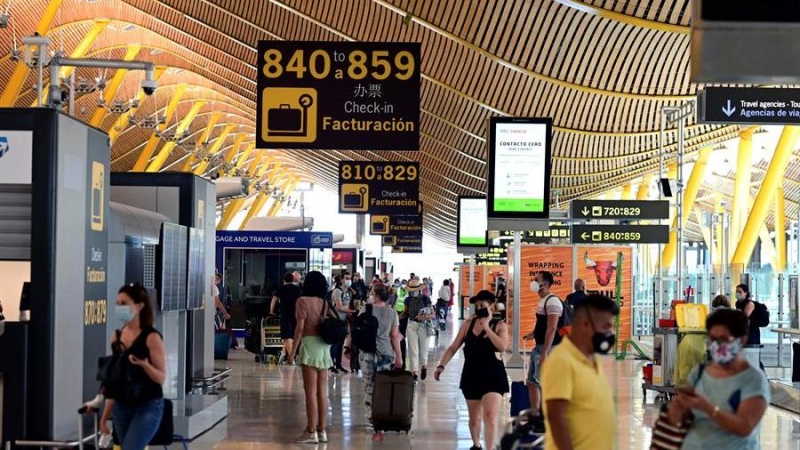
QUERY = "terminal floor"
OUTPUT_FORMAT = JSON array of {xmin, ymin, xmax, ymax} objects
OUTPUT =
[{"xmin": 189, "ymin": 329, "xmax": 800, "ymax": 449}]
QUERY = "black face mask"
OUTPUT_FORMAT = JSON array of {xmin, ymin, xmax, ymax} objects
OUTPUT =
[
  {"xmin": 475, "ymin": 307, "xmax": 490, "ymax": 318},
  {"xmin": 592, "ymin": 332, "xmax": 616, "ymax": 354}
]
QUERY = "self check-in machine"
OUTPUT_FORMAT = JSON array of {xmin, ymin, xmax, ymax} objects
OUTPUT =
[{"xmin": 0, "ymin": 110, "xmax": 221, "ymax": 447}]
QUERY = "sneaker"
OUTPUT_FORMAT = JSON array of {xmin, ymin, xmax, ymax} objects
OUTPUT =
[
  {"xmin": 294, "ymin": 430, "xmax": 318, "ymax": 444},
  {"xmin": 317, "ymin": 430, "xmax": 328, "ymax": 443},
  {"xmin": 420, "ymin": 367, "xmax": 427, "ymax": 380},
  {"xmin": 412, "ymin": 374, "xmax": 419, "ymax": 383},
  {"xmin": 277, "ymin": 352, "xmax": 286, "ymax": 365},
  {"xmin": 329, "ymin": 367, "xmax": 339, "ymax": 374},
  {"xmin": 337, "ymin": 366, "xmax": 349, "ymax": 374}
]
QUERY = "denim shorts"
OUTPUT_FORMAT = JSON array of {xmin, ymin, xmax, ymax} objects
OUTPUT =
[{"xmin": 527, "ymin": 348, "xmax": 542, "ymax": 386}]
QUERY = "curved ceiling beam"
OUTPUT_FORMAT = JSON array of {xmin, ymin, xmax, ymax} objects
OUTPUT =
[{"xmin": 549, "ymin": 0, "xmax": 689, "ymax": 34}]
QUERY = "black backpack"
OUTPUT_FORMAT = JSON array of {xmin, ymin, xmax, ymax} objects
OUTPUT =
[
  {"xmin": 750, "ymin": 301, "xmax": 770, "ymax": 327},
  {"xmin": 351, "ymin": 304, "xmax": 380, "ymax": 353},
  {"xmin": 545, "ymin": 296, "xmax": 574, "ymax": 344}
]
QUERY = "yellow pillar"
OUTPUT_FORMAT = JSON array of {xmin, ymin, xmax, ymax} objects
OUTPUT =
[
  {"xmin": 732, "ymin": 126, "xmax": 800, "ymax": 267},
  {"xmin": 193, "ymin": 123, "xmax": 236, "ymax": 175},
  {"xmin": 622, "ymin": 184, "xmax": 633, "ymax": 200},
  {"xmin": 108, "ymin": 67, "xmax": 166, "ymax": 144},
  {"xmin": 217, "ymin": 198, "xmax": 247, "ymax": 230},
  {"xmin": 713, "ymin": 195, "xmax": 723, "ymax": 266},
  {"xmin": 33, "ymin": 19, "xmax": 110, "ymax": 106},
  {"xmin": 225, "ymin": 134, "xmax": 247, "ymax": 164},
  {"xmin": 238, "ymin": 193, "xmax": 269, "ymax": 230},
  {"xmin": 661, "ymin": 148, "xmax": 711, "ymax": 269},
  {"xmin": 775, "ymin": 185, "xmax": 787, "ymax": 271},
  {"xmin": 247, "ymin": 155, "xmax": 264, "ymax": 177},
  {"xmin": 89, "ymin": 45, "xmax": 142, "ymax": 126},
  {"xmin": 637, "ymin": 174, "xmax": 654, "ymax": 201},
  {"xmin": 132, "ymin": 84, "xmax": 188, "ymax": 171},
  {"xmin": 145, "ymin": 101, "xmax": 205, "ymax": 172},
  {"xmin": 234, "ymin": 142, "xmax": 255, "ymax": 170},
  {"xmin": 730, "ymin": 129, "xmax": 753, "ymax": 257},
  {"xmin": 0, "ymin": 0, "xmax": 64, "ymax": 107}
]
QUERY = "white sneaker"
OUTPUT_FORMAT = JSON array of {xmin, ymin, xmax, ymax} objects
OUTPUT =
[
  {"xmin": 317, "ymin": 430, "xmax": 328, "ymax": 443},
  {"xmin": 294, "ymin": 430, "xmax": 318, "ymax": 444}
]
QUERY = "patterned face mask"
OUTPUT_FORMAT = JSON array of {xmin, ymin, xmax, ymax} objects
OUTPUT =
[{"xmin": 707, "ymin": 338, "xmax": 743, "ymax": 365}]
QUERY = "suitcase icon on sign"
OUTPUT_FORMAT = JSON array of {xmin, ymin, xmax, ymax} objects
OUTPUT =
[
  {"xmin": 267, "ymin": 93, "xmax": 314, "ymax": 137},
  {"xmin": 372, "ymin": 216, "xmax": 389, "ymax": 234},
  {"xmin": 341, "ymin": 185, "xmax": 368, "ymax": 212}
]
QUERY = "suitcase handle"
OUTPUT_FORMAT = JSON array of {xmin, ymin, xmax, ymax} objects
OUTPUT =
[{"xmin": 279, "ymin": 104, "xmax": 291, "ymax": 109}]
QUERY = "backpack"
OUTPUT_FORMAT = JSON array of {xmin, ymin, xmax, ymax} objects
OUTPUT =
[
  {"xmin": 545, "ymin": 295, "xmax": 574, "ymax": 339},
  {"xmin": 750, "ymin": 301, "xmax": 770, "ymax": 328},
  {"xmin": 351, "ymin": 304, "xmax": 380, "ymax": 353}
]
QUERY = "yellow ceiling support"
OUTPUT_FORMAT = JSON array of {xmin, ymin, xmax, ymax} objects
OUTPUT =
[
  {"xmin": 621, "ymin": 184, "xmax": 633, "ymax": 200},
  {"xmin": 234, "ymin": 142, "xmax": 255, "ymax": 170},
  {"xmin": 730, "ymin": 129, "xmax": 753, "ymax": 258},
  {"xmin": 225, "ymin": 134, "xmax": 247, "ymax": 164},
  {"xmin": 180, "ymin": 155, "xmax": 196, "ymax": 173},
  {"xmin": 247, "ymin": 155, "xmax": 264, "ymax": 177},
  {"xmin": 132, "ymin": 83, "xmax": 188, "ymax": 171},
  {"xmin": 145, "ymin": 100, "xmax": 205, "ymax": 172},
  {"xmin": 713, "ymin": 195, "xmax": 723, "ymax": 266},
  {"xmin": 193, "ymin": 123, "xmax": 236, "ymax": 175},
  {"xmin": 181, "ymin": 111, "xmax": 222, "ymax": 172},
  {"xmin": 89, "ymin": 44, "xmax": 141, "ymax": 127},
  {"xmin": 636, "ymin": 174, "xmax": 653, "ymax": 201},
  {"xmin": 108, "ymin": 66, "xmax": 166, "ymax": 144},
  {"xmin": 217, "ymin": 198, "xmax": 247, "ymax": 230},
  {"xmin": 549, "ymin": 0, "xmax": 689, "ymax": 34},
  {"xmin": 775, "ymin": 186, "xmax": 787, "ymax": 272},
  {"xmin": 258, "ymin": 159, "xmax": 278, "ymax": 178},
  {"xmin": 238, "ymin": 193, "xmax": 269, "ymax": 231},
  {"xmin": 732, "ymin": 126, "xmax": 800, "ymax": 267},
  {"xmin": 661, "ymin": 147, "xmax": 711, "ymax": 270},
  {"xmin": 268, "ymin": 177, "xmax": 296, "ymax": 217},
  {"xmin": 0, "ymin": 0, "xmax": 63, "ymax": 107},
  {"xmin": 32, "ymin": 19, "xmax": 110, "ymax": 107}
]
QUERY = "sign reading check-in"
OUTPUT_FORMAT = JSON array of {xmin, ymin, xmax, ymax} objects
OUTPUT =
[
  {"xmin": 338, "ymin": 161, "xmax": 420, "ymax": 214},
  {"xmin": 256, "ymin": 41, "xmax": 421, "ymax": 150}
]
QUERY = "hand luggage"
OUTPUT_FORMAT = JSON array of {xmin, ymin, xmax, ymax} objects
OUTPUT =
[
  {"xmin": 371, "ymin": 370, "xmax": 414, "ymax": 433},
  {"xmin": 214, "ymin": 318, "xmax": 231, "ymax": 360},
  {"xmin": 510, "ymin": 339, "xmax": 532, "ymax": 417}
]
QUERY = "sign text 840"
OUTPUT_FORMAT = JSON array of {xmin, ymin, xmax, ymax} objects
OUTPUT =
[{"xmin": 262, "ymin": 49, "xmax": 416, "ymax": 81}]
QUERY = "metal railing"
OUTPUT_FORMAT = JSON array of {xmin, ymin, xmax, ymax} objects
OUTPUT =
[{"xmin": 191, "ymin": 367, "xmax": 232, "ymax": 395}]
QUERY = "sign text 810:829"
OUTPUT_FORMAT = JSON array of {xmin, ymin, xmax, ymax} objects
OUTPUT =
[
  {"xmin": 262, "ymin": 49, "xmax": 416, "ymax": 81},
  {"xmin": 340, "ymin": 163, "xmax": 418, "ymax": 182}
]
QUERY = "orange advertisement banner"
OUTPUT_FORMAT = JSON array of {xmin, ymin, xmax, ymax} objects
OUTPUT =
[
  {"xmin": 459, "ymin": 265, "xmax": 485, "ymax": 297},
  {"xmin": 577, "ymin": 246, "xmax": 633, "ymax": 351}
]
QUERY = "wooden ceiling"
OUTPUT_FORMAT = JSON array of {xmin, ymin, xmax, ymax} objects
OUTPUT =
[{"xmin": 1, "ymin": 0, "xmax": 790, "ymax": 246}]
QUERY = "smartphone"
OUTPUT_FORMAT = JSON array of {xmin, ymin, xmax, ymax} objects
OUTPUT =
[{"xmin": 675, "ymin": 385, "xmax": 695, "ymax": 395}]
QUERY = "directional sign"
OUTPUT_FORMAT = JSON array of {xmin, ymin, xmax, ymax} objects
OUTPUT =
[
  {"xmin": 699, "ymin": 87, "xmax": 800, "ymax": 125},
  {"xmin": 391, "ymin": 246, "xmax": 422, "ymax": 254},
  {"xmin": 500, "ymin": 226, "xmax": 570, "ymax": 243},
  {"xmin": 256, "ymin": 41, "xmax": 421, "ymax": 150},
  {"xmin": 382, "ymin": 235, "xmax": 422, "ymax": 247},
  {"xmin": 338, "ymin": 161, "xmax": 420, "ymax": 214},
  {"xmin": 571, "ymin": 200, "xmax": 669, "ymax": 220},
  {"xmin": 370, "ymin": 213, "xmax": 422, "ymax": 237},
  {"xmin": 572, "ymin": 225, "xmax": 669, "ymax": 244}
]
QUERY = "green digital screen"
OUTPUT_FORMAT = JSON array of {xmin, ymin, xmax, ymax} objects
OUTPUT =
[{"xmin": 493, "ymin": 198, "xmax": 545, "ymax": 213}]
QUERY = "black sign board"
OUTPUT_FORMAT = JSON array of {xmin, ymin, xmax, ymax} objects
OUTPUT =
[
  {"xmin": 571, "ymin": 200, "xmax": 669, "ymax": 220},
  {"xmin": 338, "ymin": 161, "xmax": 420, "ymax": 214},
  {"xmin": 572, "ymin": 225, "xmax": 670, "ymax": 244},
  {"xmin": 370, "ymin": 213, "xmax": 422, "ymax": 237},
  {"xmin": 699, "ymin": 87, "xmax": 800, "ymax": 125},
  {"xmin": 383, "ymin": 235, "xmax": 422, "ymax": 247},
  {"xmin": 700, "ymin": 0, "xmax": 800, "ymax": 23},
  {"xmin": 500, "ymin": 226, "xmax": 570, "ymax": 243},
  {"xmin": 392, "ymin": 246, "xmax": 422, "ymax": 254},
  {"xmin": 256, "ymin": 41, "xmax": 420, "ymax": 150}
]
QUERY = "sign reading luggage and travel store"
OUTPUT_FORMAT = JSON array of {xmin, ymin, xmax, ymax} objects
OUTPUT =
[
  {"xmin": 699, "ymin": 87, "xmax": 800, "ymax": 125},
  {"xmin": 571, "ymin": 225, "xmax": 670, "ymax": 244},
  {"xmin": 338, "ymin": 161, "xmax": 420, "ymax": 214},
  {"xmin": 457, "ymin": 197, "xmax": 488, "ymax": 247},
  {"xmin": 256, "ymin": 41, "xmax": 421, "ymax": 150},
  {"xmin": 571, "ymin": 200, "xmax": 670, "ymax": 220},
  {"xmin": 488, "ymin": 117, "xmax": 552, "ymax": 219}
]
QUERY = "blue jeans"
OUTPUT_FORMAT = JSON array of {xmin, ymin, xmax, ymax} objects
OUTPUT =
[{"xmin": 113, "ymin": 398, "xmax": 164, "ymax": 450}]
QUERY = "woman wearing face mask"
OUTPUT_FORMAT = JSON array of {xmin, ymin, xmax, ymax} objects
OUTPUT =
[
  {"xmin": 99, "ymin": 284, "xmax": 166, "ymax": 450},
  {"xmin": 733, "ymin": 283, "xmax": 764, "ymax": 370},
  {"xmin": 434, "ymin": 290, "xmax": 508, "ymax": 450},
  {"xmin": 404, "ymin": 278, "xmax": 434, "ymax": 382},
  {"xmin": 667, "ymin": 308, "xmax": 770, "ymax": 449}
]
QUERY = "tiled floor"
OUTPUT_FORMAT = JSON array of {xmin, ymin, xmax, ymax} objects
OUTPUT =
[{"xmin": 190, "ymin": 324, "xmax": 800, "ymax": 449}]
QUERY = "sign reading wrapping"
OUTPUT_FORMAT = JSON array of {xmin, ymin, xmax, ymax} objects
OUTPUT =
[
  {"xmin": 256, "ymin": 41, "xmax": 421, "ymax": 150},
  {"xmin": 338, "ymin": 161, "xmax": 420, "ymax": 214}
]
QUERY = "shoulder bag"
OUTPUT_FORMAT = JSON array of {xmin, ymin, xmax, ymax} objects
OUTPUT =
[
  {"xmin": 319, "ymin": 296, "xmax": 347, "ymax": 345},
  {"xmin": 650, "ymin": 364, "xmax": 706, "ymax": 450}
]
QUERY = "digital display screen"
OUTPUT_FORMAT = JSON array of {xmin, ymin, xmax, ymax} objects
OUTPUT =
[
  {"xmin": 488, "ymin": 117, "xmax": 552, "ymax": 218},
  {"xmin": 457, "ymin": 197, "xmax": 488, "ymax": 247}
]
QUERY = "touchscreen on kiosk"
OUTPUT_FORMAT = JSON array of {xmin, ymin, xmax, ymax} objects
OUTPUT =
[
  {"xmin": 487, "ymin": 117, "xmax": 552, "ymax": 219},
  {"xmin": 457, "ymin": 197, "xmax": 487, "ymax": 247}
]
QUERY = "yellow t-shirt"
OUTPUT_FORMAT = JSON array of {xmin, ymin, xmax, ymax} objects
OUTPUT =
[{"xmin": 542, "ymin": 337, "xmax": 616, "ymax": 450}]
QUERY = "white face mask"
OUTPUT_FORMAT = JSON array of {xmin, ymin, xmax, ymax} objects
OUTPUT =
[
  {"xmin": 530, "ymin": 280, "xmax": 540, "ymax": 293},
  {"xmin": 344, "ymin": 280, "xmax": 352, "ymax": 288},
  {"xmin": 736, "ymin": 292, "xmax": 746, "ymax": 301}
]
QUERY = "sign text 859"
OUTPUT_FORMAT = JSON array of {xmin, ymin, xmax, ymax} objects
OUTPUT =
[{"xmin": 262, "ymin": 49, "xmax": 416, "ymax": 81}]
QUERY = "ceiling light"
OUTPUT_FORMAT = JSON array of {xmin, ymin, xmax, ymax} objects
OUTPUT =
[
  {"xmin": 150, "ymin": 48, "xmax": 163, "ymax": 55},
  {"xmin": 121, "ymin": 24, "xmax": 137, "ymax": 32}
]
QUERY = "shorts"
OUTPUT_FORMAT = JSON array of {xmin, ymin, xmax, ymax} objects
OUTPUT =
[
  {"xmin": 462, "ymin": 385, "xmax": 509, "ymax": 401},
  {"xmin": 280, "ymin": 319, "xmax": 296, "ymax": 339},
  {"xmin": 527, "ymin": 347, "xmax": 544, "ymax": 386},
  {"xmin": 297, "ymin": 335, "xmax": 332, "ymax": 370}
]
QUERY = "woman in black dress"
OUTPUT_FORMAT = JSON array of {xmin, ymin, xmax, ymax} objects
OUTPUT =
[{"xmin": 434, "ymin": 290, "xmax": 509, "ymax": 450}]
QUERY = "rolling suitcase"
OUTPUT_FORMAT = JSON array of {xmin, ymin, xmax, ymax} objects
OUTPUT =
[
  {"xmin": 510, "ymin": 338, "xmax": 531, "ymax": 417},
  {"xmin": 371, "ymin": 370, "xmax": 414, "ymax": 433},
  {"xmin": 214, "ymin": 317, "xmax": 232, "ymax": 360}
]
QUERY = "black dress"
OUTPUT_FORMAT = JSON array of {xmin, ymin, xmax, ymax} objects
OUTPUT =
[{"xmin": 459, "ymin": 318, "xmax": 510, "ymax": 401}]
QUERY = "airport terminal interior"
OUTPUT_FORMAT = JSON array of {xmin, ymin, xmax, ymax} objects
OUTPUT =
[{"xmin": 0, "ymin": 0, "xmax": 800, "ymax": 449}]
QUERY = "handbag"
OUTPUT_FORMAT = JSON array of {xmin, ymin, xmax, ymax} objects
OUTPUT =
[
  {"xmin": 650, "ymin": 365, "xmax": 706, "ymax": 450},
  {"xmin": 97, "ymin": 330, "xmax": 135, "ymax": 401},
  {"xmin": 319, "ymin": 297, "xmax": 347, "ymax": 345}
]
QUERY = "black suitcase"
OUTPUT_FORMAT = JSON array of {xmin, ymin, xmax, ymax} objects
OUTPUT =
[{"xmin": 371, "ymin": 370, "xmax": 414, "ymax": 433}]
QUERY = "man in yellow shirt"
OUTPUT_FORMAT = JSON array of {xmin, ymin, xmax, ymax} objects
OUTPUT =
[{"xmin": 542, "ymin": 293, "xmax": 619, "ymax": 450}]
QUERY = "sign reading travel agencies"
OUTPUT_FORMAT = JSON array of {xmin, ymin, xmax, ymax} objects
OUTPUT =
[
  {"xmin": 457, "ymin": 197, "xmax": 488, "ymax": 247},
  {"xmin": 487, "ymin": 117, "xmax": 552, "ymax": 219},
  {"xmin": 256, "ymin": 41, "xmax": 421, "ymax": 150},
  {"xmin": 338, "ymin": 161, "xmax": 420, "ymax": 214},
  {"xmin": 699, "ymin": 87, "xmax": 800, "ymax": 125}
]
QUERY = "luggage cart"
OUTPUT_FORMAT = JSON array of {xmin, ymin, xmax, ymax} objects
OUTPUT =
[{"xmin": 261, "ymin": 315, "xmax": 283, "ymax": 363}]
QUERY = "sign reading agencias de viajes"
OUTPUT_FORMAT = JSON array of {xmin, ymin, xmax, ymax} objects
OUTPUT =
[{"xmin": 256, "ymin": 41, "xmax": 421, "ymax": 150}]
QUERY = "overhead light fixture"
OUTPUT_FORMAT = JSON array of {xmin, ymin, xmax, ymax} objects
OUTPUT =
[
  {"xmin": 149, "ymin": 48, "xmax": 163, "ymax": 55},
  {"xmin": 121, "ymin": 24, "xmax": 137, "ymax": 32}
]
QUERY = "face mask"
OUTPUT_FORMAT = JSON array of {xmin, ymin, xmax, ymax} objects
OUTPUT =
[
  {"xmin": 592, "ymin": 332, "xmax": 616, "ymax": 354},
  {"xmin": 735, "ymin": 292, "xmax": 746, "ymax": 301},
  {"xmin": 345, "ymin": 280, "xmax": 352, "ymax": 288},
  {"xmin": 475, "ymin": 307, "xmax": 490, "ymax": 318},
  {"xmin": 708, "ymin": 338, "xmax": 742, "ymax": 365},
  {"xmin": 410, "ymin": 291, "xmax": 420, "ymax": 298},
  {"xmin": 394, "ymin": 283, "xmax": 400, "ymax": 288},
  {"xmin": 115, "ymin": 304, "xmax": 135, "ymax": 323},
  {"xmin": 401, "ymin": 284, "xmax": 407, "ymax": 288},
  {"xmin": 530, "ymin": 281, "xmax": 540, "ymax": 293}
]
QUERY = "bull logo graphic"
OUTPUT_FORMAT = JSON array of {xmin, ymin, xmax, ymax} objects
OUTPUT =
[
  {"xmin": 584, "ymin": 252, "xmax": 617, "ymax": 287},
  {"xmin": 0, "ymin": 137, "xmax": 9, "ymax": 159}
]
